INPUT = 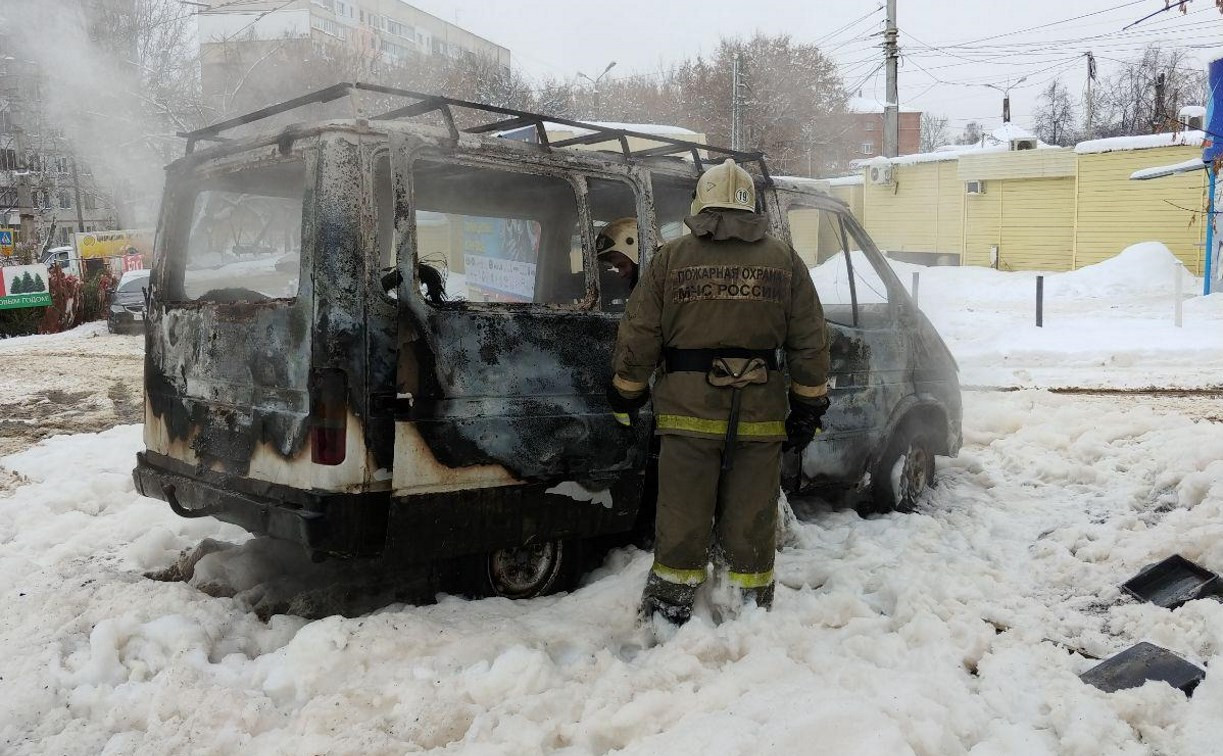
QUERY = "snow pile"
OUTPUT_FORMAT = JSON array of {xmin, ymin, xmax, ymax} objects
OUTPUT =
[
  {"xmin": 1044, "ymin": 242, "xmax": 1196, "ymax": 299},
  {"xmin": 7, "ymin": 393, "xmax": 1223, "ymax": 752}
]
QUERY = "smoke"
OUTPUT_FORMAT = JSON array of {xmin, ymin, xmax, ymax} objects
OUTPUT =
[{"xmin": 5, "ymin": 0, "xmax": 196, "ymax": 227}]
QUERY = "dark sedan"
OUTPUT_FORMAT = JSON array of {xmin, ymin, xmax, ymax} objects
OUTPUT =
[{"xmin": 107, "ymin": 269, "xmax": 150, "ymax": 334}]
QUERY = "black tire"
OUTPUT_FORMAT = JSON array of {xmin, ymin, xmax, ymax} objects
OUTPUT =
[
  {"xmin": 865, "ymin": 424, "xmax": 937, "ymax": 514},
  {"xmin": 468, "ymin": 539, "xmax": 586, "ymax": 600}
]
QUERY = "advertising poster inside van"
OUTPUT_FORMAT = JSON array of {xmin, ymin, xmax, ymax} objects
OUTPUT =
[{"xmin": 461, "ymin": 216, "xmax": 540, "ymax": 302}]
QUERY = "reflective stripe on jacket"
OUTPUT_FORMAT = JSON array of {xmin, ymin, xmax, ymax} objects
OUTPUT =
[{"xmin": 611, "ymin": 210, "xmax": 830, "ymax": 441}]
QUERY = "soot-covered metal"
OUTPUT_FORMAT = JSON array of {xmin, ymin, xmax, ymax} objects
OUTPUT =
[{"xmin": 137, "ymin": 110, "xmax": 962, "ymax": 564}]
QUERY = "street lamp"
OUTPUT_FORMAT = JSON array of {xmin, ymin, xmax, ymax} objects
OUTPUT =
[
  {"xmin": 979, "ymin": 76, "xmax": 1028, "ymax": 123},
  {"xmin": 578, "ymin": 61, "xmax": 616, "ymax": 113}
]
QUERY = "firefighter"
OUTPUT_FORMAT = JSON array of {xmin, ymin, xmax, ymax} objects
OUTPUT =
[
  {"xmin": 606, "ymin": 159, "xmax": 830, "ymax": 625},
  {"xmin": 596, "ymin": 217, "xmax": 640, "ymax": 286}
]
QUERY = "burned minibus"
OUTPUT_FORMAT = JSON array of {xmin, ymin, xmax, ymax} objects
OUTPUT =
[{"xmin": 133, "ymin": 84, "xmax": 961, "ymax": 598}]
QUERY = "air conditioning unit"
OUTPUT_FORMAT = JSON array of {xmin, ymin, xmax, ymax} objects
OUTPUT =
[
  {"xmin": 966, "ymin": 180, "xmax": 986, "ymax": 195},
  {"xmin": 869, "ymin": 164, "xmax": 894, "ymax": 186},
  {"xmin": 1179, "ymin": 105, "xmax": 1206, "ymax": 130}
]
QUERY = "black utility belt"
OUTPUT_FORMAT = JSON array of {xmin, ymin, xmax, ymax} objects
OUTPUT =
[{"xmin": 663, "ymin": 347, "xmax": 780, "ymax": 373}]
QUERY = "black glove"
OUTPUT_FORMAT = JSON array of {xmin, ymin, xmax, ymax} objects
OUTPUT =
[
  {"xmin": 607, "ymin": 383, "xmax": 649, "ymax": 427},
  {"xmin": 784, "ymin": 394, "xmax": 830, "ymax": 452}
]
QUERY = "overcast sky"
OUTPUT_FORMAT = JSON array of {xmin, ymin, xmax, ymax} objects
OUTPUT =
[{"xmin": 407, "ymin": 0, "xmax": 1222, "ymax": 138}]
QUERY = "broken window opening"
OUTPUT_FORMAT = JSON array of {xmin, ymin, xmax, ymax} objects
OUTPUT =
[
  {"xmin": 789, "ymin": 202, "xmax": 892, "ymax": 329},
  {"xmin": 410, "ymin": 158, "xmax": 588, "ymax": 307},
  {"xmin": 586, "ymin": 176, "xmax": 639, "ymax": 312},
  {"xmin": 651, "ymin": 173, "xmax": 698, "ymax": 243},
  {"xmin": 177, "ymin": 159, "xmax": 306, "ymax": 303}
]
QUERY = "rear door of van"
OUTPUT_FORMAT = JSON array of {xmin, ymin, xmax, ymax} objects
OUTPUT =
[{"xmin": 386, "ymin": 140, "xmax": 655, "ymax": 503}]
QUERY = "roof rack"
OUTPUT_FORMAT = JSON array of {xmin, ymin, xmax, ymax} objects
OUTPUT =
[{"xmin": 177, "ymin": 82, "xmax": 771, "ymax": 183}]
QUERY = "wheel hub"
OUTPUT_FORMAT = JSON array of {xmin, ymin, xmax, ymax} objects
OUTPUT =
[
  {"xmin": 899, "ymin": 444, "xmax": 931, "ymax": 501},
  {"xmin": 488, "ymin": 541, "xmax": 561, "ymax": 598}
]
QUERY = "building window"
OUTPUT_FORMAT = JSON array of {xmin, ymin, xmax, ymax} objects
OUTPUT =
[
  {"xmin": 864, "ymin": 120, "xmax": 876, "ymax": 132},
  {"xmin": 0, "ymin": 187, "xmax": 16, "ymax": 209},
  {"xmin": 35, "ymin": 190, "xmax": 49, "ymax": 208},
  {"xmin": 311, "ymin": 0, "xmax": 333, "ymax": 9},
  {"xmin": 0, "ymin": 148, "xmax": 16, "ymax": 170},
  {"xmin": 83, "ymin": 192, "xmax": 96, "ymax": 211},
  {"xmin": 381, "ymin": 38, "xmax": 409, "ymax": 59},
  {"xmin": 310, "ymin": 16, "xmax": 343, "ymax": 37},
  {"xmin": 54, "ymin": 156, "xmax": 70, "ymax": 173},
  {"xmin": 860, "ymin": 142, "xmax": 874, "ymax": 155},
  {"xmin": 58, "ymin": 190, "xmax": 72, "ymax": 209}
]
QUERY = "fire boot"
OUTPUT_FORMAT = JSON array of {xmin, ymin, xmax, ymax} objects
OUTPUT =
[{"xmin": 640, "ymin": 567, "xmax": 702, "ymax": 626}]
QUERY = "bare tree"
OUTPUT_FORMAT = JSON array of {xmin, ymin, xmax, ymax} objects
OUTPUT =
[
  {"xmin": 1091, "ymin": 45, "xmax": 1206, "ymax": 138},
  {"xmin": 1033, "ymin": 79, "xmax": 1077, "ymax": 146},
  {"xmin": 919, "ymin": 113, "xmax": 949, "ymax": 152},
  {"xmin": 956, "ymin": 121, "xmax": 983, "ymax": 145}
]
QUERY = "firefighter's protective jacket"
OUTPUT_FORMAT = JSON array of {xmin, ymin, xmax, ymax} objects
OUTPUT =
[{"xmin": 611, "ymin": 209, "xmax": 829, "ymax": 441}]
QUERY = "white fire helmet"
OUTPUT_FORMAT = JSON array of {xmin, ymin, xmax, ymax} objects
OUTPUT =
[
  {"xmin": 595, "ymin": 217, "xmax": 640, "ymax": 265},
  {"xmin": 692, "ymin": 158, "xmax": 756, "ymax": 213}
]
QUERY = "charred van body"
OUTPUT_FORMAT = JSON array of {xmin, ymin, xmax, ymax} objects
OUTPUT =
[{"xmin": 132, "ymin": 85, "xmax": 961, "ymax": 597}]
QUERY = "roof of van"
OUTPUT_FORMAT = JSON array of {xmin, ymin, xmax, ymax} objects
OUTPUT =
[{"xmin": 177, "ymin": 82, "xmax": 771, "ymax": 181}]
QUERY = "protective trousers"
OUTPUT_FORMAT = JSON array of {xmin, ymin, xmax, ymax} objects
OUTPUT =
[{"xmin": 642, "ymin": 435, "xmax": 782, "ymax": 623}]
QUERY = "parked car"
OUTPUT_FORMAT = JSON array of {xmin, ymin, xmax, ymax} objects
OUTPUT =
[
  {"xmin": 107, "ymin": 269, "xmax": 150, "ymax": 334},
  {"xmin": 132, "ymin": 84, "xmax": 962, "ymax": 599}
]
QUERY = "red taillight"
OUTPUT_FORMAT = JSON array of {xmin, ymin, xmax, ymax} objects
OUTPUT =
[{"xmin": 310, "ymin": 368, "xmax": 347, "ymax": 465}]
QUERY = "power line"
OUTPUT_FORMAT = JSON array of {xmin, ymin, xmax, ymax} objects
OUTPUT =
[
  {"xmin": 922, "ymin": 0, "xmax": 1150, "ymax": 49},
  {"xmin": 814, "ymin": 5, "xmax": 884, "ymax": 47}
]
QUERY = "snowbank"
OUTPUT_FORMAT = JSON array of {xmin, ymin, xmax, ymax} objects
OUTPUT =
[
  {"xmin": 0, "ymin": 320, "xmax": 107, "ymax": 348},
  {"xmin": 1044, "ymin": 242, "xmax": 1195, "ymax": 298}
]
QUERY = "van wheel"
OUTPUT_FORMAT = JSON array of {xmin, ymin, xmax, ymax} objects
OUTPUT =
[
  {"xmin": 480, "ymin": 539, "xmax": 583, "ymax": 599},
  {"xmin": 865, "ymin": 424, "xmax": 936, "ymax": 514}
]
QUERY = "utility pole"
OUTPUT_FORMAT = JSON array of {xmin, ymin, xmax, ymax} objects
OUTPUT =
[
  {"xmin": 1153, "ymin": 72, "xmax": 1166, "ymax": 133},
  {"xmin": 1084, "ymin": 52, "xmax": 1096, "ymax": 140},
  {"xmin": 731, "ymin": 52, "xmax": 741, "ymax": 150},
  {"xmin": 70, "ymin": 158, "xmax": 85, "ymax": 234},
  {"xmin": 883, "ymin": 0, "xmax": 899, "ymax": 157}
]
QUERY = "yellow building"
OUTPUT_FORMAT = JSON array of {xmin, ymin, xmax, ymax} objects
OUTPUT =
[
  {"xmin": 1072, "ymin": 133, "xmax": 1206, "ymax": 273},
  {"xmin": 958, "ymin": 148, "xmax": 1077, "ymax": 270},
  {"xmin": 860, "ymin": 154, "xmax": 963, "ymax": 265},
  {"xmin": 842, "ymin": 129, "xmax": 1207, "ymax": 273}
]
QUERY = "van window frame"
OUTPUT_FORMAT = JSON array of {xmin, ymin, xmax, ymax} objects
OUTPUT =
[
  {"xmin": 394, "ymin": 145, "xmax": 653, "ymax": 313},
  {"xmin": 776, "ymin": 187, "xmax": 910, "ymax": 328},
  {"xmin": 157, "ymin": 140, "xmax": 317, "ymax": 308}
]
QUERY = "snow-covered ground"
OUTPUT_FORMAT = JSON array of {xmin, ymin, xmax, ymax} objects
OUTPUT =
[
  {"xmin": 4, "ymin": 242, "xmax": 1223, "ymax": 753},
  {"xmin": 893, "ymin": 242, "xmax": 1223, "ymax": 390},
  {"xmin": 5, "ymin": 392, "xmax": 1223, "ymax": 753}
]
